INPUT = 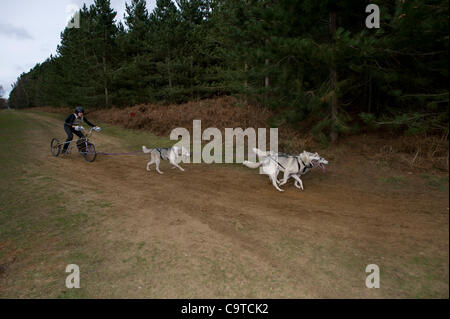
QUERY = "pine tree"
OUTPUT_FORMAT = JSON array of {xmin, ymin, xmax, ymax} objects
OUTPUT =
[
  {"xmin": 7, "ymin": 0, "xmax": 448, "ymax": 137},
  {"xmin": 114, "ymin": 0, "xmax": 154, "ymax": 104},
  {"xmin": 149, "ymin": 0, "xmax": 181, "ymax": 100}
]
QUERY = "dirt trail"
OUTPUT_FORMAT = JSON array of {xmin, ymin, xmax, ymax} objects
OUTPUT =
[{"xmin": 19, "ymin": 112, "xmax": 449, "ymax": 298}]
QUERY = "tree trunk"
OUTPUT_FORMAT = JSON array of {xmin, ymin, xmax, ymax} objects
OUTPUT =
[
  {"xmin": 167, "ymin": 57, "xmax": 172, "ymax": 88},
  {"xmin": 103, "ymin": 55, "xmax": 109, "ymax": 107},
  {"xmin": 329, "ymin": 11, "xmax": 338, "ymax": 143},
  {"xmin": 368, "ymin": 75, "xmax": 372, "ymax": 113},
  {"xmin": 104, "ymin": 85, "xmax": 109, "ymax": 107},
  {"xmin": 103, "ymin": 27, "xmax": 109, "ymax": 107},
  {"xmin": 166, "ymin": 28, "xmax": 172, "ymax": 89},
  {"xmin": 330, "ymin": 66, "xmax": 338, "ymax": 142},
  {"xmin": 244, "ymin": 62, "xmax": 248, "ymax": 88},
  {"xmin": 264, "ymin": 38, "xmax": 270, "ymax": 106},
  {"xmin": 190, "ymin": 55, "xmax": 194, "ymax": 99},
  {"xmin": 265, "ymin": 39, "xmax": 270, "ymax": 89}
]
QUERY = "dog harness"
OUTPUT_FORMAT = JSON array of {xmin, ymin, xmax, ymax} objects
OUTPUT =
[
  {"xmin": 272, "ymin": 154, "xmax": 311, "ymax": 174},
  {"xmin": 299, "ymin": 159, "xmax": 312, "ymax": 174},
  {"xmin": 156, "ymin": 148, "xmax": 169, "ymax": 160},
  {"xmin": 268, "ymin": 156, "xmax": 285, "ymax": 169}
]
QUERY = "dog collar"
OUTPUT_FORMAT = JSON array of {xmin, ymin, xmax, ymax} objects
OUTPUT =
[{"xmin": 300, "ymin": 159, "xmax": 309, "ymax": 173}]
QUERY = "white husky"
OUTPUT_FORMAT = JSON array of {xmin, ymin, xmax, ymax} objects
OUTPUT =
[
  {"xmin": 243, "ymin": 148, "xmax": 285, "ymax": 191},
  {"xmin": 243, "ymin": 148, "xmax": 328, "ymax": 191},
  {"xmin": 142, "ymin": 145, "xmax": 190, "ymax": 174}
]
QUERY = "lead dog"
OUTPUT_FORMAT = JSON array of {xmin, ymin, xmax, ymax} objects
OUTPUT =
[
  {"xmin": 277, "ymin": 151, "xmax": 328, "ymax": 189},
  {"xmin": 142, "ymin": 145, "xmax": 190, "ymax": 174},
  {"xmin": 243, "ymin": 148, "xmax": 328, "ymax": 191},
  {"xmin": 243, "ymin": 148, "xmax": 286, "ymax": 191}
]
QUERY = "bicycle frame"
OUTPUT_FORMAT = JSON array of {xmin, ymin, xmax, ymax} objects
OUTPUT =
[
  {"xmin": 58, "ymin": 127, "xmax": 95, "ymax": 153},
  {"xmin": 51, "ymin": 126, "xmax": 99, "ymax": 162}
]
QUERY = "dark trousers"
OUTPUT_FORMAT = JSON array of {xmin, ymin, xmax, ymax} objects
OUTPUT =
[{"xmin": 63, "ymin": 125, "xmax": 85, "ymax": 152}]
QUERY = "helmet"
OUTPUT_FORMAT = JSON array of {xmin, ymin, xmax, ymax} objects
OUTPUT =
[{"xmin": 74, "ymin": 106, "xmax": 84, "ymax": 114}]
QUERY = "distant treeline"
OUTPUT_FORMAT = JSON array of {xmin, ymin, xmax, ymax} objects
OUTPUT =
[{"xmin": 8, "ymin": 0, "xmax": 449, "ymax": 140}]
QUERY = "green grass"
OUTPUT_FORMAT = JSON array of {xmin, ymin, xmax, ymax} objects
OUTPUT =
[
  {"xmin": 379, "ymin": 176, "xmax": 406, "ymax": 186},
  {"xmin": 380, "ymin": 174, "xmax": 448, "ymax": 192},
  {"xmin": 99, "ymin": 123, "xmax": 173, "ymax": 150},
  {"xmin": 26, "ymin": 109, "xmax": 66, "ymax": 121},
  {"xmin": 421, "ymin": 174, "xmax": 449, "ymax": 192}
]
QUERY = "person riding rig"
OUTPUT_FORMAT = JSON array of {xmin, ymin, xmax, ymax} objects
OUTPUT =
[{"xmin": 62, "ymin": 106, "xmax": 100, "ymax": 154}]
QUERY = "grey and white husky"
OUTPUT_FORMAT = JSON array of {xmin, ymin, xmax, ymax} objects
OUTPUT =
[
  {"xmin": 243, "ymin": 148, "xmax": 328, "ymax": 191},
  {"xmin": 142, "ymin": 145, "xmax": 190, "ymax": 174}
]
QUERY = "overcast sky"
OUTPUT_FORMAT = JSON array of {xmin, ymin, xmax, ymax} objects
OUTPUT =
[{"xmin": 0, "ymin": 0, "xmax": 156, "ymax": 98}]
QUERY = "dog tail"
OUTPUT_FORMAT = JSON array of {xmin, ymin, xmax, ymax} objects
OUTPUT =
[
  {"xmin": 252, "ymin": 147, "xmax": 265, "ymax": 157},
  {"xmin": 243, "ymin": 160, "xmax": 262, "ymax": 169},
  {"xmin": 142, "ymin": 145, "xmax": 152, "ymax": 153},
  {"xmin": 252, "ymin": 147, "xmax": 274, "ymax": 158}
]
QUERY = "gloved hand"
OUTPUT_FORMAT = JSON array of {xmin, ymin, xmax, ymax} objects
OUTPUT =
[
  {"xmin": 93, "ymin": 126, "xmax": 102, "ymax": 132},
  {"xmin": 74, "ymin": 126, "xmax": 84, "ymax": 131}
]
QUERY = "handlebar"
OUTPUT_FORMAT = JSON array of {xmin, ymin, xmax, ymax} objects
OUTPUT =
[{"xmin": 80, "ymin": 126, "xmax": 101, "ymax": 137}]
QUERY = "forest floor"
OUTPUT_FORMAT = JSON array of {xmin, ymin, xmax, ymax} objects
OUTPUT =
[{"xmin": 0, "ymin": 109, "xmax": 448, "ymax": 298}]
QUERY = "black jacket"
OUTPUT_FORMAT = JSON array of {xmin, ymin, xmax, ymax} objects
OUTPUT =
[{"xmin": 64, "ymin": 113, "xmax": 95, "ymax": 129}]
